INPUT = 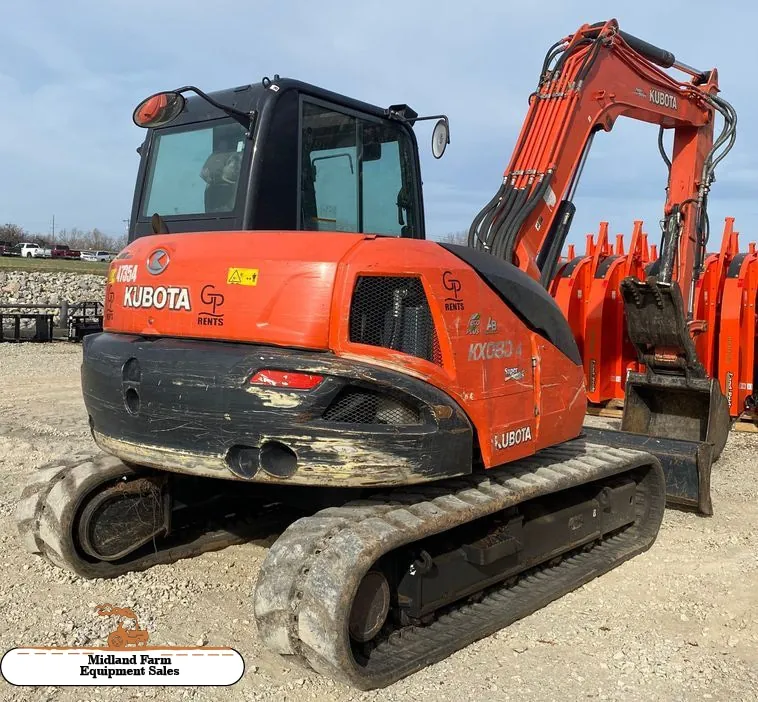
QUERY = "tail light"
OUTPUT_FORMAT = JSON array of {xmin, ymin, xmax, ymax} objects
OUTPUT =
[{"xmin": 249, "ymin": 370, "xmax": 324, "ymax": 390}]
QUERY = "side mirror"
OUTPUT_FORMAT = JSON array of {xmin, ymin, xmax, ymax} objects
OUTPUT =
[
  {"xmin": 431, "ymin": 118, "xmax": 450, "ymax": 159},
  {"xmin": 133, "ymin": 92, "xmax": 186, "ymax": 128}
]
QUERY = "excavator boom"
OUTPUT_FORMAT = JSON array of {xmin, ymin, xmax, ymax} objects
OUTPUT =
[
  {"xmin": 470, "ymin": 19, "xmax": 737, "ymax": 510},
  {"xmin": 470, "ymin": 19, "xmax": 734, "ymax": 295}
]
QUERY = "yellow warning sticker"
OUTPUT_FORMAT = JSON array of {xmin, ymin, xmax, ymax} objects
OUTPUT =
[
  {"xmin": 227, "ymin": 267, "xmax": 259, "ymax": 286},
  {"xmin": 107, "ymin": 268, "xmax": 116, "ymax": 284}
]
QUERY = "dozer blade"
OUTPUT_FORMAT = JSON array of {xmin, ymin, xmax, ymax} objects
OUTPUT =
[
  {"xmin": 619, "ymin": 277, "xmax": 731, "ymax": 460},
  {"xmin": 582, "ymin": 425, "xmax": 713, "ymax": 515}
]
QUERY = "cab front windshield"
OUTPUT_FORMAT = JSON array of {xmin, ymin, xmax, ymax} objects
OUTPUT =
[{"xmin": 141, "ymin": 119, "xmax": 248, "ymax": 217}]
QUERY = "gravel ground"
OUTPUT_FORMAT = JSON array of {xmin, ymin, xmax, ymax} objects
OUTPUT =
[{"xmin": 0, "ymin": 342, "xmax": 756, "ymax": 701}]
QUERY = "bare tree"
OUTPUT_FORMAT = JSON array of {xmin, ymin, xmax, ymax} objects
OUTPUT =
[
  {"xmin": 0, "ymin": 223, "xmax": 27, "ymax": 244},
  {"xmin": 437, "ymin": 230, "xmax": 469, "ymax": 246},
  {"xmin": 56, "ymin": 227, "xmax": 126, "ymax": 252}
]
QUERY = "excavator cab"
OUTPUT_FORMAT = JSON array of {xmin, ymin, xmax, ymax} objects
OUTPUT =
[{"xmin": 128, "ymin": 78, "xmax": 447, "ymax": 242}]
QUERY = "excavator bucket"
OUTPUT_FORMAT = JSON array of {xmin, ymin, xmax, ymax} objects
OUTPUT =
[
  {"xmin": 619, "ymin": 276, "xmax": 730, "ymax": 457},
  {"xmin": 611, "ymin": 276, "xmax": 732, "ymax": 515},
  {"xmin": 621, "ymin": 371, "xmax": 729, "ymax": 459}
]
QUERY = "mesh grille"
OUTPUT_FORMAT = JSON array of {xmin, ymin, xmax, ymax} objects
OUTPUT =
[
  {"xmin": 349, "ymin": 276, "xmax": 441, "ymax": 364},
  {"xmin": 322, "ymin": 389, "xmax": 422, "ymax": 425}
]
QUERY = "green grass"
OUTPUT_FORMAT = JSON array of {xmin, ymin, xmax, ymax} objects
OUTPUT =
[{"xmin": 0, "ymin": 255, "xmax": 109, "ymax": 276}]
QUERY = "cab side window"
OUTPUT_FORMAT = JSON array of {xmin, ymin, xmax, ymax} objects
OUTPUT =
[{"xmin": 300, "ymin": 101, "xmax": 419, "ymax": 236}]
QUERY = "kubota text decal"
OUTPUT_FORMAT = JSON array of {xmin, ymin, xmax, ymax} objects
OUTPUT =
[
  {"xmin": 123, "ymin": 286, "xmax": 192, "ymax": 311},
  {"xmin": 492, "ymin": 426, "xmax": 533, "ymax": 450}
]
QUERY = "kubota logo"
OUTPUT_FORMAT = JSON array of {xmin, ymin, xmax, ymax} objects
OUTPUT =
[
  {"xmin": 493, "ymin": 425, "xmax": 533, "ymax": 450},
  {"xmin": 123, "ymin": 286, "xmax": 191, "ymax": 311},
  {"xmin": 147, "ymin": 249, "xmax": 170, "ymax": 275},
  {"xmin": 649, "ymin": 88, "xmax": 678, "ymax": 110}
]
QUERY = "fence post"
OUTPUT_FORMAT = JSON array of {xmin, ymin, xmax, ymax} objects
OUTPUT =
[{"xmin": 59, "ymin": 300, "xmax": 69, "ymax": 330}]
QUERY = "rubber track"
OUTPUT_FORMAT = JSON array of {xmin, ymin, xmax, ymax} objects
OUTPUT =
[
  {"xmin": 254, "ymin": 439, "xmax": 666, "ymax": 689},
  {"xmin": 15, "ymin": 453, "xmax": 292, "ymax": 579}
]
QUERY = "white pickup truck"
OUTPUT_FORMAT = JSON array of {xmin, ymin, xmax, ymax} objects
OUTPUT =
[
  {"xmin": 8, "ymin": 242, "xmax": 43, "ymax": 257},
  {"xmin": 80, "ymin": 250, "xmax": 114, "ymax": 262}
]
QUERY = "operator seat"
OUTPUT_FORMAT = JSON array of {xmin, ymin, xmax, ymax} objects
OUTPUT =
[{"xmin": 201, "ymin": 151, "xmax": 242, "ymax": 212}]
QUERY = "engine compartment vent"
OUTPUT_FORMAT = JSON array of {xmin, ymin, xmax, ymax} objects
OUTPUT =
[
  {"xmin": 348, "ymin": 276, "xmax": 442, "ymax": 364},
  {"xmin": 322, "ymin": 388, "xmax": 422, "ymax": 425}
]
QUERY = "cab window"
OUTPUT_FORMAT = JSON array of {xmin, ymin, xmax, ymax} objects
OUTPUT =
[
  {"xmin": 299, "ymin": 101, "xmax": 419, "ymax": 236},
  {"xmin": 142, "ymin": 119, "xmax": 247, "ymax": 217}
]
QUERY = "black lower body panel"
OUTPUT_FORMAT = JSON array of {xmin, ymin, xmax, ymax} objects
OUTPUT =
[{"xmin": 81, "ymin": 333, "xmax": 473, "ymax": 487}]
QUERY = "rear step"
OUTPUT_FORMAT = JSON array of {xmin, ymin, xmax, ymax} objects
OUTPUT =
[{"xmin": 582, "ymin": 426, "xmax": 714, "ymax": 515}]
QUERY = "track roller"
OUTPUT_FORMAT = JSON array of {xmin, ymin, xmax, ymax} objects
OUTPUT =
[
  {"xmin": 254, "ymin": 440, "xmax": 666, "ymax": 689},
  {"xmin": 15, "ymin": 453, "xmax": 297, "ymax": 579}
]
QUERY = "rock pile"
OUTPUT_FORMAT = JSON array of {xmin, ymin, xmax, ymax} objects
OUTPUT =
[{"xmin": 0, "ymin": 270, "xmax": 106, "ymax": 326}]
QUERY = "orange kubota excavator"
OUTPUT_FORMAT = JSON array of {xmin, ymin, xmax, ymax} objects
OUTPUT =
[{"xmin": 16, "ymin": 19, "xmax": 733, "ymax": 689}]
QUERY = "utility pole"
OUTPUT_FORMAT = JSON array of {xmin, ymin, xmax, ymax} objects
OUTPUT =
[{"xmin": 52, "ymin": 214, "xmax": 55, "ymax": 243}]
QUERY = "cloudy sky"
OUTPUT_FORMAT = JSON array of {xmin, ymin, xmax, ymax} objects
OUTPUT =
[{"xmin": 1, "ymin": 1, "xmax": 756, "ymax": 253}]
